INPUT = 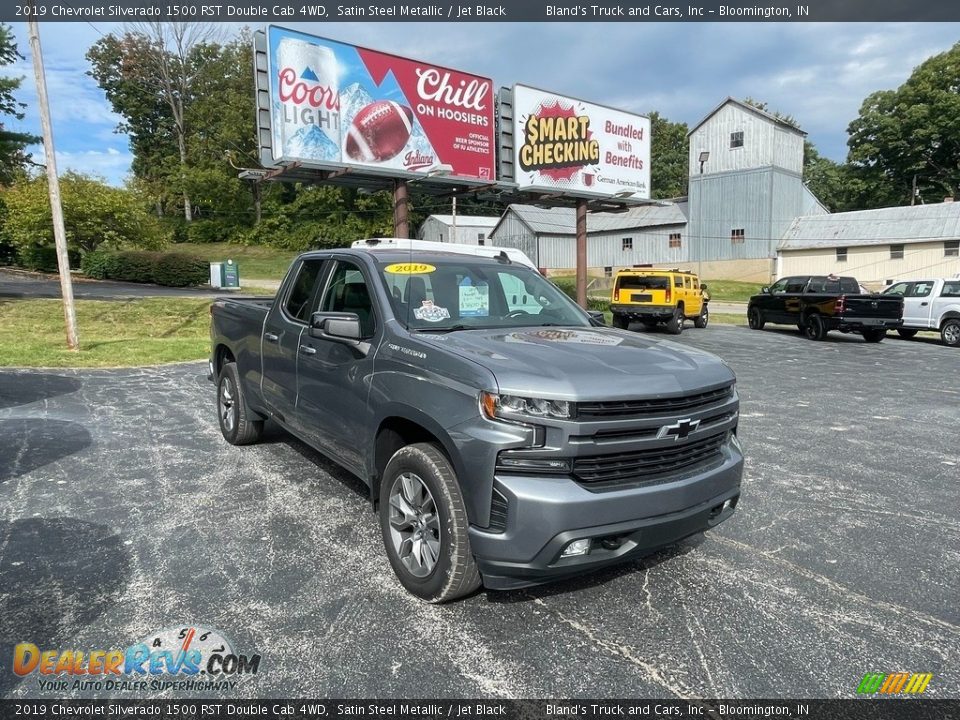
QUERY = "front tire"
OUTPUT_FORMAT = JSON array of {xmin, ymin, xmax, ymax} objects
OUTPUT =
[
  {"xmin": 747, "ymin": 306, "xmax": 765, "ymax": 330},
  {"xmin": 862, "ymin": 328, "xmax": 886, "ymax": 343},
  {"xmin": 804, "ymin": 314, "xmax": 828, "ymax": 341},
  {"xmin": 217, "ymin": 362, "xmax": 264, "ymax": 445},
  {"xmin": 379, "ymin": 443, "xmax": 481, "ymax": 603},
  {"xmin": 694, "ymin": 305, "xmax": 709, "ymax": 329},
  {"xmin": 941, "ymin": 318, "xmax": 960, "ymax": 347}
]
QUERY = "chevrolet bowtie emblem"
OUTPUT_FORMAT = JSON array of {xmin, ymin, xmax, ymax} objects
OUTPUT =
[{"xmin": 658, "ymin": 418, "xmax": 700, "ymax": 441}]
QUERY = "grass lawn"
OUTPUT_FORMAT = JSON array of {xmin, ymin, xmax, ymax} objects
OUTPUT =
[
  {"xmin": 0, "ymin": 298, "xmax": 213, "ymax": 368},
  {"xmin": 702, "ymin": 280, "xmax": 763, "ymax": 303},
  {"xmin": 174, "ymin": 243, "xmax": 297, "ymax": 281}
]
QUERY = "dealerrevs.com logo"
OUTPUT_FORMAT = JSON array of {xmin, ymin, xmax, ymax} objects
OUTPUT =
[{"xmin": 13, "ymin": 626, "xmax": 261, "ymax": 693}]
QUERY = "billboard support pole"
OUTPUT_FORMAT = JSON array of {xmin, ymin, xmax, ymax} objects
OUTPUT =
[
  {"xmin": 394, "ymin": 179, "xmax": 409, "ymax": 238},
  {"xmin": 576, "ymin": 198, "xmax": 588, "ymax": 309}
]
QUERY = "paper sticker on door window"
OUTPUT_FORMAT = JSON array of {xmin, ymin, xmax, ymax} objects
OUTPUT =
[
  {"xmin": 459, "ymin": 284, "xmax": 489, "ymax": 317},
  {"xmin": 413, "ymin": 300, "xmax": 451, "ymax": 322}
]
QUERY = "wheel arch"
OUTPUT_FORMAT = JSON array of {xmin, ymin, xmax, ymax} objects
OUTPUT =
[
  {"xmin": 939, "ymin": 311, "xmax": 960, "ymax": 328},
  {"xmin": 213, "ymin": 344, "xmax": 236, "ymax": 376}
]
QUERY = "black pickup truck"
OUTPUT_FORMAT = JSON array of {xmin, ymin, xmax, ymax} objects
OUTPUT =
[{"xmin": 747, "ymin": 275, "xmax": 903, "ymax": 342}]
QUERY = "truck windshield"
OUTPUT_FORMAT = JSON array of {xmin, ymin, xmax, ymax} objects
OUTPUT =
[{"xmin": 378, "ymin": 260, "xmax": 591, "ymax": 331}]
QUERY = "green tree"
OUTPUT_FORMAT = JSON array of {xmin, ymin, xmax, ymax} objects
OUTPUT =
[
  {"xmin": 649, "ymin": 111, "xmax": 688, "ymax": 199},
  {"xmin": 0, "ymin": 23, "xmax": 39, "ymax": 184},
  {"xmin": 2, "ymin": 172, "xmax": 167, "ymax": 257},
  {"xmin": 848, "ymin": 41, "xmax": 960, "ymax": 203}
]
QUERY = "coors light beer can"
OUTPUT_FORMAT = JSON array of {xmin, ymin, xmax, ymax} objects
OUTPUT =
[{"xmin": 275, "ymin": 37, "xmax": 341, "ymax": 162}]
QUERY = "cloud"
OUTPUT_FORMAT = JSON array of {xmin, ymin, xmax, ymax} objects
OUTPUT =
[{"xmin": 32, "ymin": 146, "xmax": 133, "ymax": 186}]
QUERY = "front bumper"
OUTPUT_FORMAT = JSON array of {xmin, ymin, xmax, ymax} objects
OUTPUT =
[
  {"xmin": 610, "ymin": 304, "xmax": 676, "ymax": 321},
  {"xmin": 469, "ymin": 439, "xmax": 743, "ymax": 590}
]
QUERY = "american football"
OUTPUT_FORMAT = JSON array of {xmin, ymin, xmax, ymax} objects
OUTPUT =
[{"xmin": 344, "ymin": 101, "xmax": 415, "ymax": 163}]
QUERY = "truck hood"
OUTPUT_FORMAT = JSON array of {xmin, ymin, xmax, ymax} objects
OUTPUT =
[{"xmin": 416, "ymin": 326, "xmax": 734, "ymax": 400}]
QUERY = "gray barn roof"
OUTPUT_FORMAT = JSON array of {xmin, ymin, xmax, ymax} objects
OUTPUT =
[
  {"xmin": 494, "ymin": 202, "xmax": 688, "ymax": 237},
  {"xmin": 779, "ymin": 202, "xmax": 960, "ymax": 251},
  {"xmin": 688, "ymin": 97, "xmax": 807, "ymax": 137}
]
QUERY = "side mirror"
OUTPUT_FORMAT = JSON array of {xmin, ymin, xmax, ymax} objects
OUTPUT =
[
  {"xmin": 587, "ymin": 310, "xmax": 606, "ymax": 326},
  {"xmin": 310, "ymin": 311, "xmax": 362, "ymax": 342},
  {"xmin": 700, "ymin": 283, "xmax": 708, "ymax": 291},
  {"xmin": 761, "ymin": 286, "xmax": 770, "ymax": 294}
]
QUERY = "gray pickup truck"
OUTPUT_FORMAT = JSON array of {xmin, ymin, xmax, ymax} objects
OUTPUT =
[{"xmin": 209, "ymin": 243, "xmax": 743, "ymax": 602}]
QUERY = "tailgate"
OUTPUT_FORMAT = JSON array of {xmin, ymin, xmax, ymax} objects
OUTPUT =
[
  {"xmin": 614, "ymin": 275, "xmax": 672, "ymax": 305},
  {"xmin": 842, "ymin": 295, "xmax": 903, "ymax": 319}
]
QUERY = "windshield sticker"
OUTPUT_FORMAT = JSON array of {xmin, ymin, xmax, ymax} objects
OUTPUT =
[
  {"xmin": 458, "ymin": 281, "xmax": 489, "ymax": 317},
  {"xmin": 504, "ymin": 329, "xmax": 624, "ymax": 346},
  {"xmin": 385, "ymin": 263, "xmax": 436, "ymax": 275},
  {"xmin": 413, "ymin": 300, "xmax": 451, "ymax": 322}
]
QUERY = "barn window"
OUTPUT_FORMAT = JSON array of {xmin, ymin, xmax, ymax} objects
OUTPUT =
[
  {"xmin": 668, "ymin": 233, "xmax": 682, "ymax": 249},
  {"xmin": 604, "ymin": 266, "xmax": 613, "ymax": 278},
  {"xmin": 890, "ymin": 244, "xmax": 904, "ymax": 260},
  {"xmin": 477, "ymin": 233, "xmax": 486, "ymax": 246},
  {"xmin": 836, "ymin": 247, "xmax": 848, "ymax": 262},
  {"xmin": 731, "ymin": 228, "xmax": 745, "ymax": 244},
  {"xmin": 946, "ymin": 240, "xmax": 959, "ymax": 257},
  {"xmin": 622, "ymin": 237, "xmax": 633, "ymax": 251},
  {"xmin": 730, "ymin": 131, "xmax": 744, "ymax": 149}
]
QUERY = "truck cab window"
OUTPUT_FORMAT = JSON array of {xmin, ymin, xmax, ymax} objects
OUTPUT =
[
  {"xmin": 321, "ymin": 262, "xmax": 375, "ymax": 337},
  {"xmin": 768, "ymin": 279, "xmax": 789, "ymax": 294},
  {"xmin": 285, "ymin": 259, "xmax": 325, "ymax": 323},
  {"xmin": 785, "ymin": 278, "xmax": 808, "ymax": 293},
  {"xmin": 909, "ymin": 281, "xmax": 934, "ymax": 297}
]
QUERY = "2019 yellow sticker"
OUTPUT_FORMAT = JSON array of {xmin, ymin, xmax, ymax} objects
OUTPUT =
[{"xmin": 384, "ymin": 263, "xmax": 436, "ymax": 275}]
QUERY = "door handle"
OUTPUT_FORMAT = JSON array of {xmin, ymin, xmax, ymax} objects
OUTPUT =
[
  {"xmin": 264, "ymin": 333, "xmax": 279, "ymax": 343},
  {"xmin": 920, "ymin": 302, "xmax": 928, "ymax": 306},
  {"xmin": 299, "ymin": 344, "xmax": 317, "ymax": 355}
]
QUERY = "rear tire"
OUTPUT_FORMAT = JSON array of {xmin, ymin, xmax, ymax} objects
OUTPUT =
[
  {"xmin": 666, "ymin": 307, "xmax": 684, "ymax": 335},
  {"xmin": 217, "ymin": 362, "xmax": 264, "ymax": 445},
  {"xmin": 747, "ymin": 306, "xmax": 765, "ymax": 330},
  {"xmin": 896, "ymin": 328, "xmax": 918, "ymax": 339},
  {"xmin": 379, "ymin": 443, "xmax": 481, "ymax": 603},
  {"xmin": 862, "ymin": 328, "xmax": 886, "ymax": 343},
  {"xmin": 612, "ymin": 313, "xmax": 628, "ymax": 330},
  {"xmin": 804, "ymin": 314, "xmax": 828, "ymax": 341},
  {"xmin": 694, "ymin": 305, "xmax": 709, "ymax": 329},
  {"xmin": 941, "ymin": 318, "xmax": 960, "ymax": 347}
]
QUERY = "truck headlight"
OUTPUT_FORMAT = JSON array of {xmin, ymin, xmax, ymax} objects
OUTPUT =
[{"xmin": 481, "ymin": 392, "xmax": 573, "ymax": 420}]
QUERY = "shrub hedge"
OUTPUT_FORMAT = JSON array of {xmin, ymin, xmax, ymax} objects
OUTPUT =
[
  {"xmin": 550, "ymin": 276, "xmax": 611, "ymax": 313},
  {"xmin": 80, "ymin": 250, "xmax": 209, "ymax": 287},
  {"xmin": 18, "ymin": 245, "xmax": 81, "ymax": 272}
]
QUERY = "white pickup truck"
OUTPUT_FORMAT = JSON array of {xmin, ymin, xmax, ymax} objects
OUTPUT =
[{"xmin": 882, "ymin": 277, "xmax": 960, "ymax": 347}]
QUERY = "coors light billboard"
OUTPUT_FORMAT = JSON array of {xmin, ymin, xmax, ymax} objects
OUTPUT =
[{"xmin": 267, "ymin": 26, "xmax": 495, "ymax": 180}]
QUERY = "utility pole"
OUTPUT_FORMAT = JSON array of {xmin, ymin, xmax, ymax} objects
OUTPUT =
[
  {"xmin": 28, "ymin": 17, "xmax": 79, "ymax": 351},
  {"xmin": 451, "ymin": 195, "xmax": 457, "ymax": 243}
]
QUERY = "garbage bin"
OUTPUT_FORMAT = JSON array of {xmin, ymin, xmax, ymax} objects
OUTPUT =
[{"xmin": 209, "ymin": 260, "xmax": 241, "ymax": 289}]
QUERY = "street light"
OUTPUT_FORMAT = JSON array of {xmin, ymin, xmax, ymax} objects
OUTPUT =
[{"xmin": 696, "ymin": 152, "xmax": 710, "ymax": 277}]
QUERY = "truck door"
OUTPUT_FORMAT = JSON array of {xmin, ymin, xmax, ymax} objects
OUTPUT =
[
  {"xmin": 296, "ymin": 258, "xmax": 379, "ymax": 475},
  {"xmin": 903, "ymin": 280, "xmax": 935, "ymax": 328},
  {"xmin": 932, "ymin": 279, "xmax": 960, "ymax": 328},
  {"xmin": 261, "ymin": 258, "xmax": 327, "ymax": 424}
]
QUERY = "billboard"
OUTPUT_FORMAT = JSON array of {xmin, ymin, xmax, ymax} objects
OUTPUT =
[
  {"xmin": 266, "ymin": 26, "xmax": 495, "ymax": 180},
  {"xmin": 511, "ymin": 85, "xmax": 650, "ymax": 199}
]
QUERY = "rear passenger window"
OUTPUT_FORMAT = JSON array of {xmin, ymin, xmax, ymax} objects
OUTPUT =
[
  {"xmin": 674, "ymin": 276, "xmax": 683, "ymax": 288},
  {"xmin": 942, "ymin": 281, "xmax": 960, "ymax": 297},
  {"xmin": 285, "ymin": 259, "xmax": 324, "ymax": 323}
]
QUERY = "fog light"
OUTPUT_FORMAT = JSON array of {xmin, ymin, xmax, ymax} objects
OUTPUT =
[{"xmin": 561, "ymin": 539, "xmax": 591, "ymax": 557}]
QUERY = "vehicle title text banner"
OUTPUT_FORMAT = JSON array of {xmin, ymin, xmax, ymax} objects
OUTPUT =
[{"xmin": 6, "ymin": 0, "xmax": 960, "ymax": 22}]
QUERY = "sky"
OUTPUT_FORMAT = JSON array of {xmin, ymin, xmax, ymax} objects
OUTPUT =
[{"xmin": 2, "ymin": 21, "xmax": 959, "ymax": 186}]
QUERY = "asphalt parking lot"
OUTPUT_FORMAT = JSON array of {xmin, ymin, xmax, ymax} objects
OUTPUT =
[{"xmin": 1, "ymin": 324, "xmax": 958, "ymax": 700}]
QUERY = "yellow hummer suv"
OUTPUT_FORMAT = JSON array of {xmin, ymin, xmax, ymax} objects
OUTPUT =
[{"xmin": 610, "ymin": 266, "xmax": 709, "ymax": 334}]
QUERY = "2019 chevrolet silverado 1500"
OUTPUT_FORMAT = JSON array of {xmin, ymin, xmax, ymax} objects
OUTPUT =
[
  {"xmin": 208, "ymin": 241, "xmax": 744, "ymax": 602},
  {"xmin": 747, "ymin": 275, "xmax": 903, "ymax": 341}
]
